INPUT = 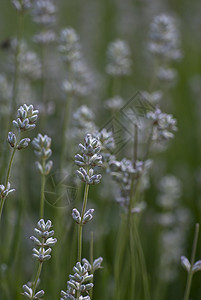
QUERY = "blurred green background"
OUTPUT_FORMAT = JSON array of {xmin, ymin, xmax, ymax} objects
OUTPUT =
[{"xmin": 0, "ymin": 0, "xmax": 201, "ymax": 299}]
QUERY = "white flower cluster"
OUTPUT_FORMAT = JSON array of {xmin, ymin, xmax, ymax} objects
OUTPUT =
[
  {"xmin": 12, "ymin": 0, "xmax": 31, "ymax": 11},
  {"xmin": 17, "ymin": 41, "xmax": 41, "ymax": 80},
  {"xmin": 0, "ymin": 183, "xmax": 15, "ymax": 200},
  {"xmin": 147, "ymin": 108, "xmax": 177, "ymax": 141},
  {"xmin": 61, "ymin": 262, "xmax": 93, "ymax": 300},
  {"xmin": 106, "ymin": 39, "xmax": 132, "ymax": 76},
  {"xmin": 109, "ymin": 158, "xmax": 150, "ymax": 212},
  {"xmin": 75, "ymin": 134, "xmax": 102, "ymax": 185},
  {"xmin": 59, "ymin": 28, "xmax": 95, "ymax": 97},
  {"xmin": 30, "ymin": 0, "xmax": 56, "ymax": 44},
  {"xmin": 7, "ymin": 104, "xmax": 39, "ymax": 152},
  {"xmin": 156, "ymin": 175, "xmax": 191, "ymax": 282},
  {"xmin": 61, "ymin": 258, "xmax": 103, "ymax": 300},
  {"xmin": 105, "ymin": 95, "xmax": 124, "ymax": 111},
  {"xmin": 30, "ymin": 219, "xmax": 57, "ymax": 262},
  {"xmin": 31, "ymin": 0, "xmax": 56, "ymax": 26},
  {"xmin": 148, "ymin": 14, "xmax": 182, "ymax": 62},
  {"xmin": 22, "ymin": 219, "xmax": 57, "ymax": 299},
  {"xmin": 148, "ymin": 14, "xmax": 182, "ymax": 87},
  {"xmin": 32, "ymin": 133, "xmax": 53, "ymax": 176}
]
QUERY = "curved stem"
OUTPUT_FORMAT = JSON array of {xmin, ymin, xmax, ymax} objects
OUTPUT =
[
  {"xmin": 0, "ymin": 147, "xmax": 17, "ymax": 222},
  {"xmin": 183, "ymin": 223, "xmax": 199, "ymax": 300},
  {"xmin": 0, "ymin": 10, "xmax": 23, "ymax": 183}
]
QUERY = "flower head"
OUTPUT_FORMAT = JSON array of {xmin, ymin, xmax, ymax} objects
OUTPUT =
[{"xmin": 12, "ymin": 104, "xmax": 39, "ymax": 132}]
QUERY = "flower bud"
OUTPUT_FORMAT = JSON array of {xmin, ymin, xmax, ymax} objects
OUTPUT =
[
  {"xmin": 17, "ymin": 138, "xmax": 31, "ymax": 150},
  {"xmin": 7, "ymin": 132, "xmax": 16, "ymax": 148}
]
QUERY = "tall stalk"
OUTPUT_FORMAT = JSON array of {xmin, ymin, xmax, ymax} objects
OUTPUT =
[
  {"xmin": 78, "ymin": 182, "xmax": 90, "ymax": 262},
  {"xmin": 11, "ymin": 11, "xmax": 24, "ymax": 120},
  {"xmin": 90, "ymin": 231, "xmax": 94, "ymax": 300},
  {"xmin": 0, "ymin": 9, "xmax": 24, "ymax": 194},
  {"xmin": 1, "ymin": 102, "xmax": 39, "ymax": 222},
  {"xmin": 40, "ymin": 161, "xmax": 46, "ymax": 219},
  {"xmin": 0, "ymin": 147, "xmax": 17, "ymax": 222},
  {"xmin": 76, "ymin": 178, "xmax": 91, "ymax": 300},
  {"xmin": 72, "ymin": 134, "xmax": 102, "ymax": 300},
  {"xmin": 114, "ymin": 213, "xmax": 128, "ymax": 299},
  {"xmin": 183, "ymin": 223, "xmax": 200, "ymax": 300},
  {"xmin": 31, "ymin": 262, "xmax": 43, "ymax": 300}
]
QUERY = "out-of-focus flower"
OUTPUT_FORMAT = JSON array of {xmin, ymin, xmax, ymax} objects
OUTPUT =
[{"xmin": 106, "ymin": 39, "xmax": 132, "ymax": 76}]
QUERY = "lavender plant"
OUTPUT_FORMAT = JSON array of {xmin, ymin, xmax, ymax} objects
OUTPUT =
[
  {"xmin": 148, "ymin": 13, "xmax": 182, "ymax": 88},
  {"xmin": 0, "ymin": 2, "xmax": 200, "ymax": 300},
  {"xmin": 146, "ymin": 108, "xmax": 177, "ymax": 141},
  {"xmin": 22, "ymin": 219, "xmax": 57, "ymax": 299},
  {"xmin": 106, "ymin": 39, "xmax": 132, "ymax": 77},
  {"xmin": 32, "ymin": 133, "xmax": 53, "ymax": 218},
  {"xmin": 30, "ymin": 0, "xmax": 56, "ymax": 124},
  {"xmin": 154, "ymin": 175, "xmax": 190, "ymax": 298},
  {"xmin": 74, "ymin": 133, "xmax": 102, "ymax": 261},
  {"xmin": 181, "ymin": 223, "xmax": 200, "ymax": 300},
  {"xmin": 0, "ymin": 104, "xmax": 39, "ymax": 221},
  {"xmin": 10, "ymin": 1, "xmax": 31, "ymax": 117},
  {"xmin": 106, "ymin": 39, "xmax": 132, "ymax": 96},
  {"xmin": 61, "ymin": 133, "xmax": 103, "ymax": 300}
]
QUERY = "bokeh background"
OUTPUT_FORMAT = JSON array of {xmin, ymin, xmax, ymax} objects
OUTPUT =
[{"xmin": 0, "ymin": 0, "xmax": 201, "ymax": 299}]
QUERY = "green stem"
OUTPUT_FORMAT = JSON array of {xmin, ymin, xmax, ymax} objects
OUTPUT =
[
  {"xmin": 90, "ymin": 231, "xmax": 94, "ymax": 269},
  {"xmin": 90, "ymin": 231, "xmax": 94, "ymax": 300},
  {"xmin": 128, "ymin": 216, "xmax": 136, "ymax": 299},
  {"xmin": 11, "ymin": 11, "xmax": 23, "ymax": 120},
  {"xmin": 143, "ymin": 124, "xmax": 153, "ymax": 162},
  {"xmin": 78, "ymin": 225, "xmax": 83, "ymax": 263},
  {"xmin": 133, "ymin": 218, "xmax": 151, "ymax": 300},
  {"xmin": 0, "ymin": 11, "xmax": 23, "ymax": 219},
  {"xmin": 0, "ymin": 11, "xmax": 23, "ymax": 181},
  {"xmin": 114, "ymin": 214, "xmax": 128, "ymax": 300},
  {"xmin": 183, "ymin": 223, "xmax": 200, "ymax": 300},
  {"xmin": 128, "ymin": 173, "xmax": 137, "ymax": 300},
  {"xmin": 40, "ymin": 160, "xmax": 46, "ymax": 219},
  {"xmin": 78, "ymin": 182, "xmax": 90, "ymax": 262},
  {"xmin": 128, "ymin": 124, "xmax": 138, "ymax": 289},
  {"xmin": 31, "ymin": 262, "xmax": 43, "ymax": 299},
  {"xmin": 126, "ymin": 121, "xmax": 150, "ymax": 300},
  {"xmin": 0, "ymin": 147, "xmax": 17, "ymax": 222},
  {"xmin": 5, "ymin": 148, "xmax": 17, "ymax": 189},
  {"xmin": 133, "ymin": 124, "xmax": 138, "ymax": 168}
]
